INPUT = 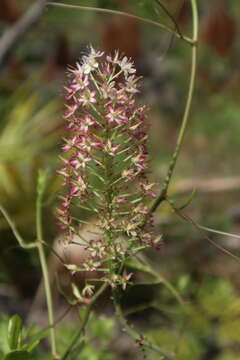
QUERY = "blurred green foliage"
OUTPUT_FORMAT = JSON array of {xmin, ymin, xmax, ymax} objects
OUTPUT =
[
  {"xmin": 0, "ymin": 312, "xmax": 116, "ymax": 360},
  {"xmin": 55, "ymin": 312, "xmax": 116, "ymax": 360},
  {"xmin": 0, "ymin": 0, "xmax": 240, "ymax": 359},
  {"xmin": 144, "ymin": 276, "xmax": 240, "ymax": 360},
  {"xmin": 0, "ymin": 80, "xmax": 62, "ymax": 231}
]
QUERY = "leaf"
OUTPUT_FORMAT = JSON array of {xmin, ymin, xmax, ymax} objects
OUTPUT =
[
  {"xmin": 25, "ymin": 327, "xmax": 50, "ymax": 352},
  {"xmin": 7, "ymin": 315, "xmax": 23, "ymax": 350},
  {"xmin": 25, "ymin": 340, "xmax": 40, "ymax": 353},
  {"xmin": 4, "ymin": 350, "xmax": 31, "ymax": 360},
  {"xmin": 72, "ymin": 283, "xmax": 84, "ymax": 302}
]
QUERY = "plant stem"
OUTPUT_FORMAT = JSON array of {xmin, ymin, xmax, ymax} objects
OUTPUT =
[
  {"xmin": 150, "ymin": 0, "xmax": 199, "ymax": 213},
  {"xmin": 126, "ymin": 259, "xmax": 184, "ymax": 306},
  {"xmin": 112, "ymin": 289, "xmax": 175, "ymax": 360},
  {"xmin": 37, "ymin": 243, "xmax": 57, "ymax": 357},
  {"xmin": 46, "ymin": 2, "xmax": 194, "ymax": 45},
  {"xmin": 60, "ymin": 283, "xmax": 108, "ymax": 360},
  {"xmin": 0, "ymin": 205, "xmax": 37, "ymax": 249},
  {"xmin": 167, "ymin": 198, "xmax": 240, "ymax": 264},
  {"xmin": 36, "ymin": 172, "xmax": 57, "ymax": 358}
]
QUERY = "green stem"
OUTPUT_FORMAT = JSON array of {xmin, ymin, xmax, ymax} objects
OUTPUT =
[
  {"xmin": 37, "ymin": 243, "xmax": 57, "ymax": 357},
  {"xmin": 150, "ymin": 0, "xmax": 198, "ymax": 213},
  {"xmin": 0, "ymin": 205, "xmax": 37, "ymax": 249},
  {"xmin": 60, "ymin": 283, "xmax": 108, "ymax": 360},
  {"xmin": 47, "ymin": 2, "xmax": 194, "ymax": 45},
  {"xmin": 112, "ymin": 289, "xmax": 175, "ymax": 360},
  {"xmin": 36, "ymin": 171, "xmax": 57, "ymax": 358},
  {"xmin": 126, "ymin": 259, "xmax": 184, "ymax": 306},
  {"xmin": 167, "ymin": 198, "xmax": 240, "ymax": 264}
]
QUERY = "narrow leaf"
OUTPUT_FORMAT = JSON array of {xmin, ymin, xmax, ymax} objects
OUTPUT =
[{"xmin": 7, "ymin": 315, "xmax": 23, "ymax": 350}]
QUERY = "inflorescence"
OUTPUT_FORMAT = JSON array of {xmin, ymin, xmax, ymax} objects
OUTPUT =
[{"xmin": 56, "ymin": 46, "xmax": 158, "ymax": 290}]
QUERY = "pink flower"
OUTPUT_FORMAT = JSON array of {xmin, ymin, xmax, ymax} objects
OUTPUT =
[
  {"xmin": 70, "ymin": 175, "xmax": 88, "ymax": 197},
  {"xmin": 64, "ymin": 103, "xmax": 78, "ymax": 118},
  {"xmin": 140, "ymin": 182, "xmax": 156, "ymax": 198},
  {"xmin": 65, "ymin": 75, "xmax": 89, "ymax": 99},
  {"xmin": 57, "ymin": 165, "xmax": 69, "ymax": 178},
  {"xmin": 84, "ymin": 115, "xmax": 95, "ymax": 126},
  {"xmin": 115, "ymin": 196, "xmax": 127, "ymax": 204},
  {"xmin": 106, "ymin": 105, "xmax": 127, "ymax": 125},
  {"xmin": 79, "ymin": 90, "xmax": 96, "ymax": 107},
  {"xmin": 132, "ymin": 153, "xmax": 146, "ymax": 171},
  {"xmin": 104, "ymin": 140, "xmax": 120, "ymax": 156},
  {"xmin": 69, "ymin": 151, "xmax": 91, "ymax": 170},
  {"xmin": 122, "ymin": 168, "xmax": 137, "ymax": 181}
]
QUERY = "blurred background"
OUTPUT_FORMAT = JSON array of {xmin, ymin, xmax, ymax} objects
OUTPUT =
[{"xmin": 0, "ymin": 1, "xmax": 240, "ymax": 359}]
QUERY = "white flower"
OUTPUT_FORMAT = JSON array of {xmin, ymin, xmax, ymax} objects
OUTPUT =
[
  {"xmin": 68, "ymin": 62, "xmax": 83, "ymax": 76},
  {"xmin": 82, "ymin": 58, "xmax": 98, "ymax": 74},
  {"xmin": 88, "ymin": 46, "xmax": 104, "ymax": 58},
  {"xmin": 82, "ymin": 46, "xmax": 104, "ymax": 74},
  {"xmin": 125, "ymin": 75, "xmax": 139, "ymax": 93},
  {"xmin": 118, "ymin": 56, "xmax": 136, "ymax": 76},
  {"xmin": 106, "ymin": 50, "xmax": 119, "ymax": 64}
]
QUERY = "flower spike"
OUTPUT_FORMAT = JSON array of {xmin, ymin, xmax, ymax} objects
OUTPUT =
[{"xmin": 57, "ymin": 47, "xmax": 158, "ymax": 290}]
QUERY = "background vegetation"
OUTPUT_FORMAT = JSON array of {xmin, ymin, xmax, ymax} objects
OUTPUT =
[{"xmin": 0, "ymin": 1, "xmax": 240, "ymax": 359}]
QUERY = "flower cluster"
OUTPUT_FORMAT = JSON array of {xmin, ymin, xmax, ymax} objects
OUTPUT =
[{"xmin": 57, "ymin": 47, "xmax": 157, "ymax": 289}]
